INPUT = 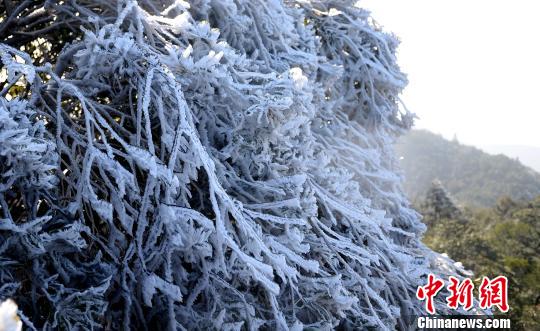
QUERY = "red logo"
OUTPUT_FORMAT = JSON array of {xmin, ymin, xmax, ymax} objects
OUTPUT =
[
  {"xmin": 417, "ymin": 275, "xmax": 509, "ymax": 313},
  {"xmin": 416, "ymin": 274, "xmax": 445, "ymax": 314},
  {"xmin": 447, "ymin": 276, "xmax": 474, "ymax": 310},
  {"xmin": 478, "ymin": 276, "xmax": 509, "ymax": 312}
]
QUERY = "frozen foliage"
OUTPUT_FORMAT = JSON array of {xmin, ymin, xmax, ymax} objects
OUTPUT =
[
  {"xmin": 0, "ymin": 1, "xmax": 468, "ymax": 329},
  {"xmin": 0, "ymin": 299, "xmax": 22, "ymax": 331}
]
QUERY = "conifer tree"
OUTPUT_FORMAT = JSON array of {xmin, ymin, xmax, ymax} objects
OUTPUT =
[{"xmin": 420, "ymin": 180, "xmax": 462, "ymax": 225}]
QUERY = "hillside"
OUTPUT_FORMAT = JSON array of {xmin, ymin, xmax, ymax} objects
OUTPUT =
[
  {"xmin": 396, "ymin": 130, "xmax": 540, "ymax": 207},
  {"xmin": 481, "ymin": 144, "xmax": 540, "ymax": 173},
  {"xmin": 418, "ymin": 192, "xmax": 540, "ymax": 330}
]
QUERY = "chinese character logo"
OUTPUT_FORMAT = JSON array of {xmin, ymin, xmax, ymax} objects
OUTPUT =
[
  {"xmin": 479, "ymin": 276, "xmax": 509, "ymax": 312},
  {"xmin": 447, "ymin": 276, "xmax": 474, "ymax": 310},
  {"xmin": 416, "ymin": 274, "xmax": 445, "ymax": 314},
  {"xmin": 417, "ymin": 275, "xmax": 509, "ymax": 313}
]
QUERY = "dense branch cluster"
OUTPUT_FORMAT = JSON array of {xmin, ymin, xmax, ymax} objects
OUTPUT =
[{"xmin": 0, "ymin": 1, "xmax": 465, "ymax": 329}]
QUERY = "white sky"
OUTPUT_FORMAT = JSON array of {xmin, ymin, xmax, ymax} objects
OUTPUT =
[{"xmin": 361, "ymin": 0, "xmax": 540, "ymax": 148}]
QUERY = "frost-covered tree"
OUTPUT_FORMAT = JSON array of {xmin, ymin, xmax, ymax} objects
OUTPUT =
[{"xmin": 0, "ymin": 1, "xmax": 469, "ymax": 329}]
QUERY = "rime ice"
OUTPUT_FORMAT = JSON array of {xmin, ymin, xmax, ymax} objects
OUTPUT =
[{"xmin": 0, "ymin": 1, "xmax": 468, "ymax": 330}]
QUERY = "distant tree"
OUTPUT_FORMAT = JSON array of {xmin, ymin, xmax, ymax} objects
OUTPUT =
[
  {"xmin": 495, "ymin": 196, "xmax": 518, "ymax": 216},
  {"xmin": 420, "ymin": 180, "xmax": 462, "ymax": 225}
]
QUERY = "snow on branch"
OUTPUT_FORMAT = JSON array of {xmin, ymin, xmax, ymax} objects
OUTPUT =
[{"xmin": 0, "ymin": 1, "xmax": 466, "ymax": 330}]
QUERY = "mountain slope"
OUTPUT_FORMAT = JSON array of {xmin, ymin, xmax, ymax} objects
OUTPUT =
[
  {"xmin": 480, "ymin": 144, "xmax": 540, "ymax": 173},
  {"xmin": 396, "ymin": 130, "xmax": 540, "ymax": 207}
]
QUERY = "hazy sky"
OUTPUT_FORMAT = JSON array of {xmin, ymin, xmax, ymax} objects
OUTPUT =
[{"xmin": 362, "ymin": 0, "xmax": 540, "ymax": 148}]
